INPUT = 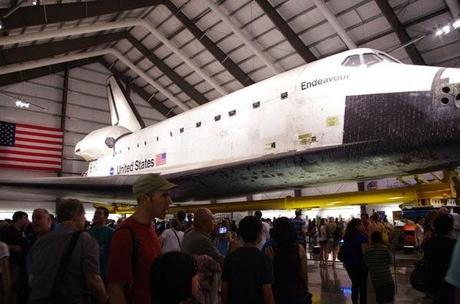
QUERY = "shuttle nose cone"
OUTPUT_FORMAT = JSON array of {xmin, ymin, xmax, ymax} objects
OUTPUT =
[{"xmin": 74, "ymin": 142, "xmax": 82, "ymax": 155}]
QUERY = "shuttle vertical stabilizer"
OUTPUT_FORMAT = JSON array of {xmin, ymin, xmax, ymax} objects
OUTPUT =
[{"xmin": 106, "ymin": 76, "xmax": 145, "ymax": 132}]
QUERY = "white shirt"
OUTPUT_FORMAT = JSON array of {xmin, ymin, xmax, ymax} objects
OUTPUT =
[
  {"xmin": 257, "ymin": 221, "xmax": 271, "ymax": 250},
  {"xmin": 262, "ymin": 221, "xmax": 270, "ymax": 241},
  {"xmin": 160, "ymin": 228, "xmax": 184, "ymax": 254}
]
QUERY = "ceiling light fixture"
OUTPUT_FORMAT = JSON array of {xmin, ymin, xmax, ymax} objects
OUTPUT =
[
  {"xmin": 442, "ymin": 25, "xmax": 451, "ymax": 34},
  {"xmin": 453, "ymin": 19, "xmax": 460, "ymax": 29},
  {"xmin": 15, "ymin": 99, "xmax": 30, "ymax": 109}
]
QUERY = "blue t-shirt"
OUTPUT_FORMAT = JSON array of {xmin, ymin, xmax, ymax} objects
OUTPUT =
[
  {"xmin": 446, "ymin": 237, "xmax": 460, "ymax": 288},
  {"xmin": 343, "ymin": 233, "xmax": 367, "ymax": 266}
]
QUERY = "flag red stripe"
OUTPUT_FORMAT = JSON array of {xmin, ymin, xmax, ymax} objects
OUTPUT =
[
  {"xmin": 14, "ymin": 144, "xmax": 62, "ymax": 152},
  {"xmin": 15, "ymin": 136, "xmax": 62, "ymax": 145},
  {"xmin": 0, "ymin": 149, "xmax": 61, "ymax": 158},
  {"xmin": 16, "ymin": 123, "xmax": 61, "ymax": 132},
  {"xmin": 0, "ymin": 156, "xmax": 61, "ymax": 165},
  {"xmin": 0, "ymin": 164, "xmax": 60, "ymax": 172},
  {"xmin": 15, "ymin": 130, "xmax": 63, "ymax": 139}
]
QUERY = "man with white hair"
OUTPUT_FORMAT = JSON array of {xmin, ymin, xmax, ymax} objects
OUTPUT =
[{"xmin": 31, "ymin": 208, "xmax": 52, "ymax": 239}]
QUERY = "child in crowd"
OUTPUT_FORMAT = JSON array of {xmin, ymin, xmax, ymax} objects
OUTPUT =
[
  {"xmin": 221, "ymin": 216, "xmax": 275, "ymax": 304},
  {"xmin": 363, "ymin": 231, "xmax": 395, "ymax": 304}
]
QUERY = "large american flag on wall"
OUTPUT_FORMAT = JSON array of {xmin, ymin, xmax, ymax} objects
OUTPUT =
[{"xmin": 0, "ymin": 121, "xmax": 63, "ymax": 172}]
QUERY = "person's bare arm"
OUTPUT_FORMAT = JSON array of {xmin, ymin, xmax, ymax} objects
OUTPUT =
[
  {"xmin": 0, "ymin": 258, "xmax": 12, "ymax": 304},
  {"xmin": 221, "ymin": 281, "xmax": 229, "ymax": 304},
  {"xmin": 85, "ymin": 273, "xmax": 107, "ymax": 304},
  {"xmin": 262, "ymin": 284, "xmax": 275, "ymax": 304},
  {"xmin": 108, "ymin": 283, "xmax": 128, "ymax": 304}
]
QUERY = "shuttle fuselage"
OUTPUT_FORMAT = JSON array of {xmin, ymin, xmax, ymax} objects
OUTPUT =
[{"xmin": 74, "ymin": 48, "xmax": 460, "ymax": 201}]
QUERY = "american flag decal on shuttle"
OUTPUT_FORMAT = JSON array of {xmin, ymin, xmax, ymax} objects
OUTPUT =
[{"xmin": 155, "ymin": 152, "xmax": 167, "ymax": 166}]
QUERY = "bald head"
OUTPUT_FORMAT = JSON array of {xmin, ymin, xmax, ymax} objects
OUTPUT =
[{"xmin": 193, "ymin": 208, "xmax": 214, "ymax": 234}]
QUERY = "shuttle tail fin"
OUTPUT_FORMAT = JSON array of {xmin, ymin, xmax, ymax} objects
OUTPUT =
[{"xmin": 106, "ymin": 76, "xmax": 145, "ymax": 132}]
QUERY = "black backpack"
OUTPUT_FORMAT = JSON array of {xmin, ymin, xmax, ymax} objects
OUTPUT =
[{"xmin": 410, "ymin": 258, "xmax": 432, "ymax": 292}]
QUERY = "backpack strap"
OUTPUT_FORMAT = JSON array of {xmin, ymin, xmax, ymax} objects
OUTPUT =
[
  {"xmin": 172, "ymin": 229, "xmax": 182, "ymax": 249},
  {"xmin": 115, "ymin": 226, "xmax": 139, "ymax": 276},
  {"xmin": 50, "ymin": 231, "xmax": 82, "ymax": 297}
]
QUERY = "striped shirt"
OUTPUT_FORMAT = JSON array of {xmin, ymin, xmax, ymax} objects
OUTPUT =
[{"xmin": 363, "ymin": 244, "xmax": 393, "ymax": 287}]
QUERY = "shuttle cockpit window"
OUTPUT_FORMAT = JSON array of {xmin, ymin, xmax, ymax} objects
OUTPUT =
[
  {"xmin": 342, "ymin": 52, "xmax": 400, "ymax": 67},
  {"xmin": 341, "ymin": 55, "xmax": 361, "ymax": 67},
  {"xmin": 363, "ymin": 53, "xmax": 382, "ymax": 66}
]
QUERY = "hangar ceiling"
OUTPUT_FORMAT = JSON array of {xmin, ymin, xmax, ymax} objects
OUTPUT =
[
  {"xmin": 0, "ymin": 0, "xmax": 459, "ymax": 177},
  {"xmin": 1, "ymin": 0, "xmax": 460, "ymax": 114}
]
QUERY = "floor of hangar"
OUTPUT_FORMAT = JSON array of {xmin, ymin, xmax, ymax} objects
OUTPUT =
[{"xmin": 306, "ymin": 259, "xmax": 428, "ymax": 304}]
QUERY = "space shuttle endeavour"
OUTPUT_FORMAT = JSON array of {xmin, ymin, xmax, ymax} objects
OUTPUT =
[{"xmin": 2, "ymin": 48, "xmax": 460, "ymax": 202}]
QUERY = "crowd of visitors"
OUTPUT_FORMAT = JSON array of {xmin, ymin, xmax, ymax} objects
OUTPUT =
[{"xmin": 0, "ymin": 173, "xmax": 458, "ymax": 304}]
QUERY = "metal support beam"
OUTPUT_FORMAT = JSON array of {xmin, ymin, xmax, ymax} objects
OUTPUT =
[
  {"xmin": 58, "ymin": 65, "xmax": 69, "ymax": 177},
  {"xmin": 311, "ymin": 0, "xmax": 357, "ymax": 49},
  {"xmin": 163, "ymin": 0, "xmax": 255, "ymax": 87},
  {"xmin": 206, "ymin": 0, "xmax": 281, "ymax": 74},
  {"xmin": 167, "ymin": 182, "xmax": 452, "ymax": 214},
  {"xmin": 0, "ymin": 32, "xmax": 127, "ymax": 65},
  {"xmin": 0, "ymin": 19, "xmax": 227, "ymax": 96},
  {"xmin": 99, "ymin": 58, "xmax": 175, "ymax": 118},
  {"xmin": 0, "ymin": 57, "xmax": 99, "ymax": 87},
  {"xmin": 444, "ymin": 0, "xmax": 460, "ymax": 19},
  {"xmin": 0, "ymin": 48, "xmax": 192, "ymax": 111},
  {"xmin": 1, "ymin": 0, "xmax": 252, "ymax": 90},
  {"xmin": 0, "ymin": 0, "xmax": 160, "ymax": 30},
  {"xmin": 254, "ymin": 0, "xmax": 317, "ymax": 63},
  {"xmin": 125, "ymin": 34, "xmax": 209, "ymax": 105},
  {"xmin": 374, "ymin": 0, "xmax": 426, "ymax": 65},
  {"xmin": 0, "ymin": 32, "xmax": 209, "ymax": 106}
]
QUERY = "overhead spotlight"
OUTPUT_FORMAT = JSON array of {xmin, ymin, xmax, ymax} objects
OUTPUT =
[
  {"xmin": 442, "ymin": 25, "xmax": 451, "ymax": 34},
  {"xmin": 0, "ymin": 20, "xmax": 3, "ymax": 30},
  {"xmin": 453, "ymin": 19, "xmax": 460, "ymax": 29},
  {"xmin": 435, "ymin": 29, "xmax": 443, "ymax": 36},
  {"xmin": 32, "ymin": 0, "xmax": 40, "ymax": 5}
]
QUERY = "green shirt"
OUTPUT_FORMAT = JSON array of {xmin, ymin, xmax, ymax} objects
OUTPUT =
[{"xmin": 88, "ymin": 226, "xmax": 114, "ymax": 280}]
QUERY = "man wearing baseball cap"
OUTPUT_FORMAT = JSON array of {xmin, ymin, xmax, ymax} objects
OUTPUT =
[{"xmin": 107, "ymin": 174, "xmax": 176, "ymax": 304}]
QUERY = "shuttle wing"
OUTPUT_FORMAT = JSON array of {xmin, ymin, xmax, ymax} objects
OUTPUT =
[
  {"xmin": 2, "ymin": 139, "xmax": 459, "ymax": 204},
  {"xmin": 0, "ymin": 146, "xmax": 343, "ymax": 203}
]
